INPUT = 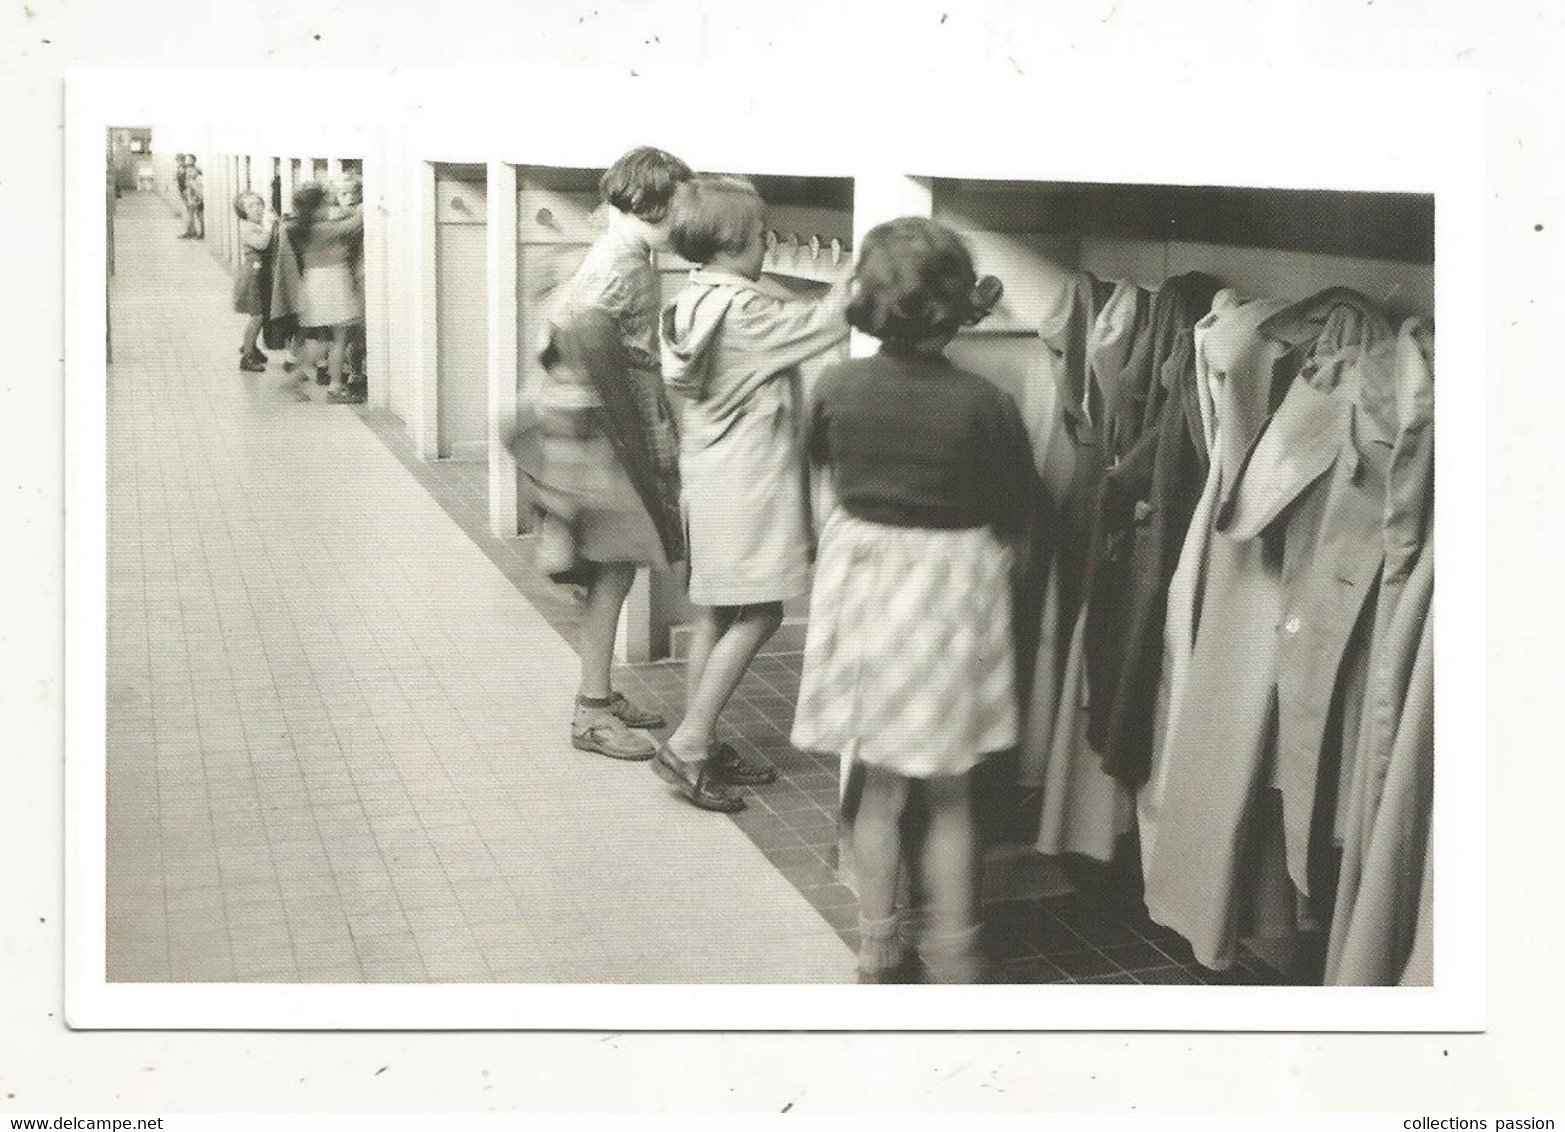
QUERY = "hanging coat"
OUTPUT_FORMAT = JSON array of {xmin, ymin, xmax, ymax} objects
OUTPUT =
[
  {"xmin": 1326, "ymin": 319, "xmax": 1436, "ymax": 986},
  {"xmin": 1138, "ymin": 288, "xmax": 1273, "ymax": 876},
  {"xmin": 1144, "ymin": 288, "xmax": 1398, "ymax": 970},
  {"xmin": 262, "ymin": 221, "xmax": 304, "ymax": 351},
  {"xmin": 1017, "ymin": 271, "xmax": 1112, "ymax": 787},
  {"xmin": 1084, "ymin": 272, "xmax": 1222, "ymax": 784},
  {"xmin": 1030, "ymin": 277, "xmax": 1144, "ymax": 861}
]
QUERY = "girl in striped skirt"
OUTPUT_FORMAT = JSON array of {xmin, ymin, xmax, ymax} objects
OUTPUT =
[{"xmin": 791, "ymin": 218, "xmax": 1037, "ymax": 982}]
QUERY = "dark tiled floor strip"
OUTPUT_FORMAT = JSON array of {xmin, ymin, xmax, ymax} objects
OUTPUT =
[{"xmin": 354, "ymin": 406, "xmax": 1285, "ymax": 986}]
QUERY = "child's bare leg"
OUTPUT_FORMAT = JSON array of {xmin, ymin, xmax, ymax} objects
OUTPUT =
[
  {"xmin": 536, "ymin": 514, "xmax": 577, "ymax": 577},
  {"xmin": 683, "ymin": 605, "xmax": 735, "ymax": 727},
  {"xmin": 326, "ymin": 324, "xmax": 350, "ymax": 390},
  {"xmin": 919, "ymin": 771, "xmax": 983, "ymax": 983},
  {"xmin": 578, "ymin": 562, "xmax": 636, "ymax": 701},
  {"xmin": 665, "ymin": 602, "xmax": 781, "ymax": 760},
  {"xmin": 854, "ymin": 764, "xmax": 911, "ymax": 976},
  {"xmin": 241, "ymin": 315, "xmax": 264, "ymax": 357}
]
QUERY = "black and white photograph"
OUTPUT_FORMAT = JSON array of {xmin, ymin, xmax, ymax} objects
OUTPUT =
[
  {"xmin": 5, "ymin": 0, "xmax": 1562, "ymax": 1109},
  {"xmin": 61, "ymin": 69, "xmax": 1487, "ymax": 1035}
]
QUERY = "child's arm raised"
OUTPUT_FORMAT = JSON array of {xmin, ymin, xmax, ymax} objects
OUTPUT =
[{"xmin": 731, "ymin": 277, "xmax": 852, "ymax": 377}]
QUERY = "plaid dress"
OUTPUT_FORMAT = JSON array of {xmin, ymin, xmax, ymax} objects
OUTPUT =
[
  {"xmin": 533, "ymin": 228, "xmax": 683, "ymax": 567},
  {"xmin": 791, "ymin": 508, "xmax": 1018, "ymax": 778}
]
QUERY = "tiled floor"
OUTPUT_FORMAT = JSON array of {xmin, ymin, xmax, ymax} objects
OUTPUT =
[
  {"xmin": 106, "ymin": 190, "xmax": 1285, "ymax": 988},
  {"xmin": 105, "ymin": 192, "xmax": 852, "ymax": 984},
  {"xmin": 351, "ymin": 296, "xmax": 1287, "ymax": 989}
]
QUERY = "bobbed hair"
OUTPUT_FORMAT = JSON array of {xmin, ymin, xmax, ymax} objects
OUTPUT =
[
  {"xmin": 598, "ymin": 146, "xmax": 694, "ymax": 223},
  {"xmin": 847, "ymin": 217, "xmax": 990, "ymax": 347},
  {"xmin": 667, "ymin": 175, "xmax": 764, "ymax": 265}
]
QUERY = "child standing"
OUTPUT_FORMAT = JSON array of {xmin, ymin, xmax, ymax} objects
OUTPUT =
[
  {"xmin": 528, "ymin": 146, "xmax": 692, "ymax": 762},
  {"xmin": 656, "ymin": 175, "xmax": 851, "ymax": 812},
  {"xmin": 289, "ymin": 181, "xmax": 365, "ymax": 404},
  {"xmin": 232, "ymin": 192, "xmax": 277, "ymax": 372},
  {"xmin": 182, "ymin": 157, "xmax": 205, "ymax": 240},
  {"xmin": 791, "ymin": 217, "xmax": 1035, "ymax": 982}
]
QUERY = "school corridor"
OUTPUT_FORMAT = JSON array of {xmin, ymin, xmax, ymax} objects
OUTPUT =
[{"xmin": 104, "ymin": 191, "xmax": 857, "ymax": 983}]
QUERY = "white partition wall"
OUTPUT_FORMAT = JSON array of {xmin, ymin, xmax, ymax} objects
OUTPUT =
[
  {"xmin": 409, "ymin": 159, "xmax": 440, "ymax": 460},
  {"xmin": 362, "ymin": 136, "xmax": 392, "ymax": 411},
  {"xmin": 485, "ymin": 160, "xmax": 521, "ymax": 539}
]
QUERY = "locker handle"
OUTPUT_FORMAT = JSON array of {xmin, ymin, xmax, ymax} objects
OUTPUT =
[{"xmin": 535, "ymin": 207, "xmax": 556, "ymax": 228}]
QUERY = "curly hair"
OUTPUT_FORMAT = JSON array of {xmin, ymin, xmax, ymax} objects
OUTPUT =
[
  {"xmin": 598, "ymin": 146, "xmax": 693, "ymax": 223},
  {"xmin": 847, "ymin": 217, "xmax": 990, "ymax": 347},
  {"xmin": 667, "ymin": 175, "xmax": 764, "ymax": 264}
]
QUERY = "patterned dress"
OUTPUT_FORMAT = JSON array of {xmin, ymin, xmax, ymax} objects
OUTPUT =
[{"xmin": 534, "ymin": 226, "xmax": 682, "ymax": 567}]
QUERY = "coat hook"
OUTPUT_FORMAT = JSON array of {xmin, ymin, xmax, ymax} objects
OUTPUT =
[{"xmin": 830, "ymin": 236, "xmax": 843, "ymax": 265}]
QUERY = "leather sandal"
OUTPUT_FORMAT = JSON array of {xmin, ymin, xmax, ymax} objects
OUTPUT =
[
  {"xmin": 571, "ymin": 713, "xmax": 656, "ymax": 761},
  {"xmin": 608, "ymin": 691, "xmax": 666, "ymax": 731},
  {"xmin": 709, "ymin": 740, "xmax": 778, "ymax": 786},
  {"xmin": 651, "ymin": 744, "xmax": 746, "ymax": 813}
]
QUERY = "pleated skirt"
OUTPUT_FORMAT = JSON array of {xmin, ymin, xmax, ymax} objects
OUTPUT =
[{"xmin": 791, "ymin": 509, "xmax": 1017, "ymax": 778}]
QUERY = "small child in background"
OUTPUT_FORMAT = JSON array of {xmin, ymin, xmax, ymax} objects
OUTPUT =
[
  {"xmin": 790, "ymin": 217, "xmax": 1034, "ymax": 982},
  {"xmin": 334, "ymin": 172, "xmax": 371, "ymax": 397},
  {"xmin": 656, "ymin": 175, "xmax": 851, "ymax": 813},
  {"xmin": 232, "ymin": 192, "xmax": 277, "ymax": 372}
]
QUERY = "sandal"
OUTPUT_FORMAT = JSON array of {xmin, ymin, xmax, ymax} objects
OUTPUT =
[
  {"xmin": 608, "ymin": 691, "xmax": 666, "ymax": 731},
  {"xmin": 709, "ymin": 740, "xmax": 778, "ymax": 786},
  {"xmin": 572, "ymin": 707, "xmax": 656, "ymax": 761},
  {"xmin": 651, "ymin": 744, "xmax": 745, "ymax": 813},
  {"xmin": 326, "ymin": 387, "xmax": 367, "ymax": 404}
]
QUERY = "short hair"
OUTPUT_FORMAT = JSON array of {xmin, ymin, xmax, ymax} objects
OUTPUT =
[
  {"xmin": 292, "ymin": 181, "xmax": 329, "ymax": 216},
  {"xmin": 598, "ymin": 146, "xmax": 693, "ymax": 222},
  {"xmin": 667, "ymin": 175, "xmax": 764, "ymax": 264},
  {"xmin": 233, "ymin": 191, "xmax": 263, "ymax": 219},
  {"xmin": 847, "ymin": 217, "xmax": 984, "ymax": 347}
]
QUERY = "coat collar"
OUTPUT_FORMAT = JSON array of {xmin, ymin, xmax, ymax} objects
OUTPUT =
[{"xmin": 1217, "ymin": 373, "xmax": 1349, "ymax": 542}]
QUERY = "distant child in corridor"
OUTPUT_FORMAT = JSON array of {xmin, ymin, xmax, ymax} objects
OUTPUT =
[
  {"xmin": 232, "ymin": 192, "xmax": 277, "ymax": 372},
  {"xmin": 656, "ymin": 175, "xmax": 851, "ymax": 813},
  {"xmin": 790, "ymin": 217, "xmax": 1034, "ymax": 981}
]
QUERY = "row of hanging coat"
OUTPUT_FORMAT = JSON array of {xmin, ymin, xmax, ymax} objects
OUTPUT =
[{"xmin": 1014, "ymin": 266, "xmax": 1435, "ymax": 987}]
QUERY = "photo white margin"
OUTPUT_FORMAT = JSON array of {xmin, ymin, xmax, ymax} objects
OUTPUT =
[{"xmin": 64, "ymin": 65, "xmax": 1487, "ymax": 1032}]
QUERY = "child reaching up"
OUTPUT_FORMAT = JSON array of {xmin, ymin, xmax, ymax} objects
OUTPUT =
[
  {"xmin": 656, "ymin": 175, "xmax": 851, "ymax": 812},
  {"xmin": 790, "ymin": 217, "xmax": 1035, "ymax": 982}
]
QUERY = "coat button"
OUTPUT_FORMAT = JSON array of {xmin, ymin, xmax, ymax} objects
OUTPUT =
[{"xmin": 1283, "ymin": 615, "xmax": 1302, "ymax": 635}]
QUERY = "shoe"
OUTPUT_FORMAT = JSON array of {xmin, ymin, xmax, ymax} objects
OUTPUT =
[
  {"xmin": 325, "ymin": 387, "xmax": 367, "ymax": 404},
  {"xmin": 571, "ymin": 711, "xmax": 656, "ymax": 762},
  {"xmin": 651, "ymin": 744, "xmax": 745, "ymax": 812},
  {"xmin": 709, "ymin": 740, "xmax": 777, "ymax": 786},
  {"xmin": 608, "ymin": 691, "xmax": 666, "ymax": 731},
  {"xmin": 239, "ymin": 357, "xmax": 267, "ymax": 373}
]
